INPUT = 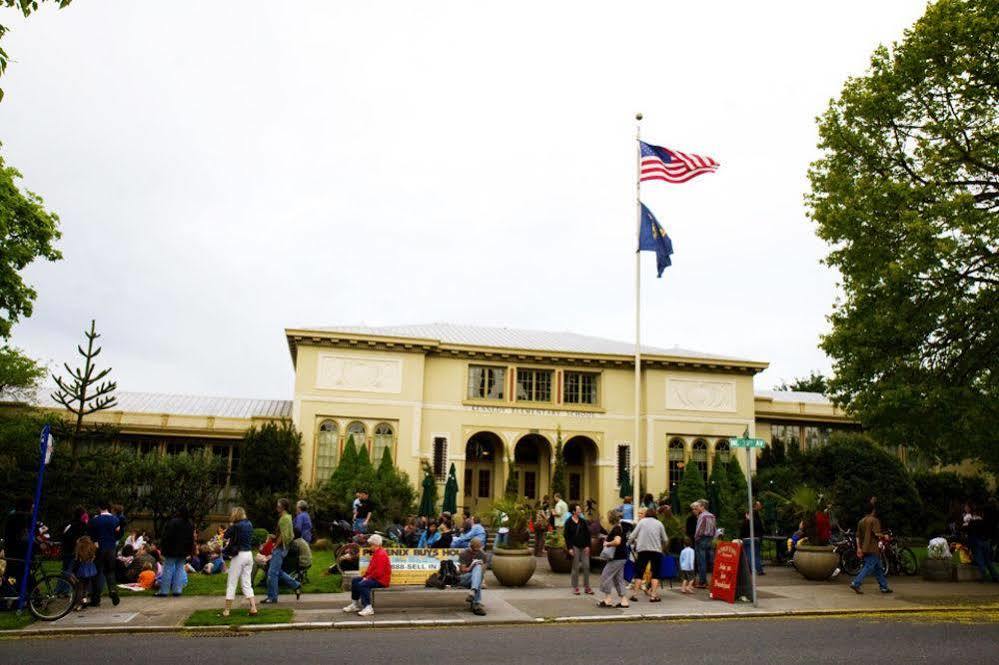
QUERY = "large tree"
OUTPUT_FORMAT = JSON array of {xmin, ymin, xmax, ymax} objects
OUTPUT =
[
  {"xmin": 1, "ymin": 1, "xmax": 73, "ymax": 102},
  {"xmin": 774, "ymin": 371, "xmax": 828, "ymax": 394},
  {"xmin": 807, "ymin": 0, "xmax": 999, "ymax": 471},
  {"xmin": 0, "ymin": 343, "xmax": 45, "ymax": 401}
]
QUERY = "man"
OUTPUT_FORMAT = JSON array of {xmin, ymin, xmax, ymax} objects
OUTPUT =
[
  {"xmin": 88, "ymin": 499, "xmax": 121, "ymax": 607},
  {"xmin": 451, "ymin": 515, "xmax": 487, "ymax": 549},
  {"xmin": 456, "ymin": 537, "xmax": 487, "ymax": 616},
  {"xmin": 740, "ymin": 500, "xmax": 765, "ymax": 575},
  {"xmin": 564, "ymin": 503, "xmax": 592, "ymax": 595},
  {"xmin": 965, "ymin": 503, "xmax": 999, "ymax": 583},
  {"xmin": 294, "ymin": 500, "xmax": 313, "ymax": 543},
  {"xmin": 850, "ymin": 502, "xmax": 892, "ymax": 594},
  {"xmin": 263, "ymin": 498, "xmax": 302, "ymax": 603},
  {"xmin": 354, "ymin": 490, "xmax": 374, "ymax": 534},
  {"xmin": 553, "ymin": 493, "xmax": 569, "ymax": 527},
  {"xmin": 157, "ymin": 507, "xmax": 194, "ymax": 597},
  {"xmin": 400, "ymin": 520, "xmax": 421, "ymax": 548},
  {"xmin": 343, "ymin": 533, "xmax": 390, "ymax": 617},
  {"xmin": 3, "ymin": 497, "xmax": 33, "ymax": 590},
  {"xmin": 692, "ymin": 500, "xmax": 717, "ymax": 589}
]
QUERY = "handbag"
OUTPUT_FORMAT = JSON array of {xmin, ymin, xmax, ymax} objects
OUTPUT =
[{"xmin": 599, "ymin": 544, "xmax": 616, "ymax": 561}]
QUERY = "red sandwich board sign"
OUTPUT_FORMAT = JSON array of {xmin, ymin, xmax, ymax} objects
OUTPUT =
[{"xmin": 710, "ymin": 540, "xmax": 743, "ymax": 603}]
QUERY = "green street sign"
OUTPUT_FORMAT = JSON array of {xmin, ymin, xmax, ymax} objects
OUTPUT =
[{"xmin": 731, "ymin": 437, "xmax": 767, "ymax": 449}]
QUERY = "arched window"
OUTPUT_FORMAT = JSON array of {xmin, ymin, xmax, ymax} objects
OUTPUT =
[
  {"xmin": 346, "ymin": 421, "xmax": 367, "ymax": 452},
  {"xmin": 668, "ymin": 438, "xmax": 686, "ymax": 490},
  {"xmin": 715, "ymin": 439, "xmax": 731, "ymax": 464},
  {"xmin": 316, "ymin": 420, "xmax": 339, "ymax": 483},
  {"xmin": 692, "ymin": 439, "xmax": 708, "ymax": 480},
  {"xmin": 373, "ymin": 423, "xmax": 394, "ymax": 465}
]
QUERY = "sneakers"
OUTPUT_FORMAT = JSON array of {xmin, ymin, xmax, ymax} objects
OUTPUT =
[
  {"xmin": 466, "ymin": 593, "xmax": 475, "ymax": 604},
  {"xmin": 471, "ymin": 603, "xmax": 486, "ymax": 616},
  {"xmin": 850, "ymin": 585, "xmax": 863, "ymax": 594},
  {"xmin": 111, "ymin": 593, "xmax": 120, "ymax": 607},
  {"xmin": 357, "ymin": 605, "xmax": 374, "ymax": 617},
  {"xmin": 342, "ymin": 601, "xmax": 360, "ymax": 613},
  {"xmin": 830, "ymin": 568, "xmax": 841, "ymax": 579},
  {"xmin": 879, "ymin": 587, "xmax": 893, "ymax": 594}
]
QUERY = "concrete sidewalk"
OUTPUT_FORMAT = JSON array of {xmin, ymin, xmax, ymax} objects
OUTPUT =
[{"xmin": 9, "ymin": 562, "xmax": 999, "ymax": 636}]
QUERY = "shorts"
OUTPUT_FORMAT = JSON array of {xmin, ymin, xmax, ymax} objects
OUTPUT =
[
  {"xmin": 634, "ymin": 551, "xmax": 663, "ymax": 579},
  {"xmin": 680, "ymin": 570, "xmax": 695, "ymax": 582}
]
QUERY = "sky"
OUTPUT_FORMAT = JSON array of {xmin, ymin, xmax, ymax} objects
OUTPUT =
[{"xmin": 0, "ymin": 1, "xmax": 930, "ymax": 400}]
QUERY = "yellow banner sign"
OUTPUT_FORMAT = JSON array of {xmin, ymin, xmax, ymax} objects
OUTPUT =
[{"xmin": 359, "ymin": 548, "xmax": 462, "ymax": 586}]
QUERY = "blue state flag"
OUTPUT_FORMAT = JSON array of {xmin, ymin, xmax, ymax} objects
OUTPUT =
[{"xmin": 638, "ymin": 203, "xmax": 673, "ymax": 277}]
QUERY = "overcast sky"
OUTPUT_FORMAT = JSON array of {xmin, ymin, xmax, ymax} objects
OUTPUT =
[{"xmin": 1, "ymin": 1, "xmax": 930, "ymax": 400}]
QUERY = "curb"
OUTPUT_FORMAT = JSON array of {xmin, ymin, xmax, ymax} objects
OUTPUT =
[{"xmin": 1, "ymin": 604, "xmax": 990, "ymax": 638}]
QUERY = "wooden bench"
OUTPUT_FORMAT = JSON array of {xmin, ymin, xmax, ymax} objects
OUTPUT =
[{"xmin": 341, "ymin": 547, "xmax": 473, "ymax": 610}]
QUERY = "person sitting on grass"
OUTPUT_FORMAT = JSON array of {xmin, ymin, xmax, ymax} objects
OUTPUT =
[
  {"xmin": 343, "ymin": 533, "xmax": 390, "ymax": 617},
  {"xmin": 456, "ymin": 537, "xmax": 487, "ymax": 616},
  {"xmin": 451, "ymin": 515, "xmax": 486, "ymax": 549}
]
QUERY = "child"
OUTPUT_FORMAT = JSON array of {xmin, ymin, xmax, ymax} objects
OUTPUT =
[
  {"xmin": 137, "ymin": 562, "xmax": 156, "ymax": 589},
  {"xmin": 679, "ymin": 537, "xmax": 695, "ymax": 594},
  {"xmin": 72, "ymin": 536, "xmax": 99, "ymax": 611}
]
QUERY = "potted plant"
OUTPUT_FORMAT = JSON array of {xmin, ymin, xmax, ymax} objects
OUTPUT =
[
  {"xmin": 785, "ymin": 486, "xmax": 840, "ymax": 581},
  {"xmin": 923, "ymin": 537, "xmax": 952, "ymax": 581},
  {"xmin": 545, "ymin": 529, "xmax": 573, "ymax": 573},
  {"xmin": 489, "ymin": 497, "xmax": 537, "ymax": 586}
]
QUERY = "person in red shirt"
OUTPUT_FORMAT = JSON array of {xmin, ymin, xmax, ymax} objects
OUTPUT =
[{"xmin": 343, "ymin": 534, "xmax": 390, "ymax": 616}]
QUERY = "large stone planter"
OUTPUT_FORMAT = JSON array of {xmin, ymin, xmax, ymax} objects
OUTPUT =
[
  {"xmin": 546, "ymin": 547, "xmax": 573, "ymax": 574},
  {"xmin": 922, "ymin": 558, "xmax": 952, "ymax": 582},
  {"xmin": 491, "ymin": 546, "xmax": 537, "ymax": 586},
  {"xmin": 793, "ymin": 544, "xmax": 840, "ymax": 581}
]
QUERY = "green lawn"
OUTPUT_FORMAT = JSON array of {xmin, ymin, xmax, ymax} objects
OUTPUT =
[
  {"xmin": 0, "ymin": 612, "xmax": 34, "ymax": 631},
  {"xmin": 184, "ymin": 608, "xmax": 292, "ymax": 627}
]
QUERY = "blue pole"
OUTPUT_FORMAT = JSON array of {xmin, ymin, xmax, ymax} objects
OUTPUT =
[{"xmin": 17, "ymin": 424, "xmax": 50, "ymax": 612}]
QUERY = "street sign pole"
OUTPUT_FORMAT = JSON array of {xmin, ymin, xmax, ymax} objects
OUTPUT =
[
  {"xmin": 17, "ymin": 424, "xmax": 52, "ymax": 612},
  {"xmin": 746, "ymin": 444, "xmax": 757, "ymax": 608}
]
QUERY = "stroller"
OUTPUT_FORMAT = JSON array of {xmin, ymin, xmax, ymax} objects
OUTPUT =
[{"xmin": 282, "ymin": 538, "xmax": 312, "ymax": 586}]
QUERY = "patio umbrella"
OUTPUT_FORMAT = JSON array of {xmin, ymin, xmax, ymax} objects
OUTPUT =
[
  {"xmin": 670, "ymin": 482, "xmax": 681, "ymax": 515},
  {"xmin": 619, "ymin": 468, "xmax": 633, "ymax": 499},
  {"xmin": 442, "ymin": 463, "xmax": 459, "ymax": 514},
  {"xmin": 418, "ymin": 468, "xmax": 436, "ymax": 517}
]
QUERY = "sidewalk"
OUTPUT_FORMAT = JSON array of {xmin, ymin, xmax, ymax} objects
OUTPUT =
[{"xmin": 10, "ymin": 562, "xmax": 999, "ymax": 635}]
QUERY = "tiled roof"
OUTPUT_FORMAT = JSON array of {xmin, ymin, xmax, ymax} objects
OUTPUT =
[
  {"xmin": 297, "ymin": 322, "xmax": 753, "ymax": 362},
  {"xmin": 35, "ymin": 391, "xmax": 292, "ymax": 419},
  {"xmin": 755, "ymin": 389, "xmax": 831, "ymax": 405}
]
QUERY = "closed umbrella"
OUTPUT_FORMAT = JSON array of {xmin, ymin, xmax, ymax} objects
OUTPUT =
[
  {"xmin": 670, "ymin": 482, "xmax": 681, "ymax": 515},
  {"xmin": 418, "ymin": 469, "xmax": 436, "ymax": 518},
  {"xmin": 442, "ymin": 463, "xmax": 459, "ymax": 514},
  {"xmin": 619, "ymin": 468, "xmax": 633, "ymax": 499}
]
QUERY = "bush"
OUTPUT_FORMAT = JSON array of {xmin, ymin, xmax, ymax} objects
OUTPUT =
[
  {"xmin": 913, "ymin": 471, "xmax": 991, "ymax": 537},
  {"xmin": 136, "ymin": 449, "xmax": 225, "ymax": 535},
  {"xmin": 373, "ymin": 447, "xmax": 416, "ymax": 525},
  {"xmin": 708, "ymin": 452, "xmax": 739, "ymax": 538},
  {"xmin": 251, "ymin": 528, "xmax": 270, "ymax": 547},
  {"xmin": 677, "ymin": 462, "xmax": 706, "ymax": 511},
  {"xmin": 236, "ymin": 421, "xmax": 302, "ymax": 528}
]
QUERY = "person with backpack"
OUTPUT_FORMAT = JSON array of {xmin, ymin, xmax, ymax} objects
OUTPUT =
[{"xmin": 455, "ymin": 537, "xmax": 487, "ymax": 616}]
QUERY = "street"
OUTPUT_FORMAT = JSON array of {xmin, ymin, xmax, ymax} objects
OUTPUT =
[{"xmin": 3, "ymin": 614, "xmax": 999, "ymax": 664}]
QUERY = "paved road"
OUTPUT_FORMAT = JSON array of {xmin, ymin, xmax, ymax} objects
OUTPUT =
[{"xmin": 3, "ymin": 614, "xmax": 998, "ymax": 664}]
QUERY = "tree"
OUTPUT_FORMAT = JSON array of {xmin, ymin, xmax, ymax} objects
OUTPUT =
[
  {"xmin": 137, "ymin": 449, "xmax": 224, "ymax": 536},
  {"xmin": 708, "ymin": 453, "xmax": 739, "ymax": 538},
  {"xmin": 1, "ymin": 2, "xmax": 73, "ymax": 101},
  {"xmin": 236, "ymin": 420, "xmax": 302, "ymax": 527},
  {"xmin": 0, "ymin": 344, "xmax": 45, "ymax": 401},
  {"xmin": 807, "ymin": 0, "xmax": 999, "ymax": 472},
  {"xmin": 550, "ymin": 428, "xmax": 567, "ymax": 499},
  {"xmin": 50, "ymin": 320, "xmax": 117, "ymax": 454},
  {"xmin": 725, "ymin": 457, "xmax": 749, "ymax": 519},
  {"xmin": 504, "ymin": 457, "xmax": 518, "ymax": 497},
  {"xmin": 0, "ymin": 146, "xmax": 62, "ymax": 337},
  {"xmin": 676, "ymin": 462, "xmax": 706, "ymax": 512},
  {"xmin": 774, "ymin": 371, "xmax": 828, "ymax": 394},
  {"xmin": 372, "ymin": 447, "xmax": 416, "ymax": 524}
]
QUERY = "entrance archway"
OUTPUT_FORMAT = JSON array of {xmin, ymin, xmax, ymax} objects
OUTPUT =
[
  {"xmin": 464, "ymin": 431, "xmax": 504, "ymax": 514},
  {"xmin": 563, "ymin": 436, "xmax": 599, "ymax": 510},
  {"xmin": 513, "ymin": 434, "xmax": 552, "ymax": 502}
]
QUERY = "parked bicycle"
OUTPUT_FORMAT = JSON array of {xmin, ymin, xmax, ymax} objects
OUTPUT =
[
  {"xmin": 832, "ymin": 530, "xmax": 863, "ymax": 576},
  {"xmin": 879, "ymin": 530, "xmax": 918, "ymax": 576},
  {"xmin": 0, "ymin": 552, "xmax": 77, "ymax": 620}
]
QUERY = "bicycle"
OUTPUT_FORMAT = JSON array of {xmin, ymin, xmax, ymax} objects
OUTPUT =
[
  {"xmin": 0, "ymin": 554, "xmax": 78, "ymax": 621},
  {"xmin": 832, "ymin": 530, "xmax": 863, "ymax": 576},
  {"xmin": 879, "ymin": 530, "xmax": 918, "ymax": 576}
]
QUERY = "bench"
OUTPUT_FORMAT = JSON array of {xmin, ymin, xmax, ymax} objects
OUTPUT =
[{"xmin": 341, "ymin": 547, "xmax": 473, "ymax": 609}]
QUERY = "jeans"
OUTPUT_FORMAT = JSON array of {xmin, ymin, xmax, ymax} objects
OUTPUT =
[
  {"xmin": 695, "ymin": 538, "xmax": 714, "ymax": 585},
  {"xmin": 157, "ymin": 557, "xmax": 187, "ymax": 596},
  {"xmin": 353, "ymin": 519, "xmax": 368, "ymax": 534},
  {"xmin": 742, "ymin": 537, "xmax": 764, "ymax": 574},
  {"xmin": 266, "ymin": 547, "xmax": 301, "ymax": 601},
  {"xmin": 351, "ymin": 577, "xmax": 383, "ymax": 607},
  {"xmin": 969, "ymin": 537, "xmax": 999, "ymax": 582},
  {"xmin": 851, "ymin": 553, "xmax": 889, "ymax": 590},
  {"xmin": 458, "ymin": 565, "xmax": 484, "ymax": 604},
  {"xmin": 599, "ymin": 559, "xmax": 627, "ymax": 598},
  {"xmin": 93, "ymin": 548, "xmax": 118, "ymax": 604},
  {"xmin": 570, "ymin": 547, "xmax": 590, "ymax": 589}
]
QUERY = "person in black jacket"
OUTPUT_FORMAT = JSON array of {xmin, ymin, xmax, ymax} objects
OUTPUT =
[
  {"xmin": 564, "ymin": 503, "xmax": 592, "ymax": 595},
  {"xmin": 61, "ymin": 506, "xmax": 89, "ymax": 574},
  {"xmin": 155, "ymin": 507, "xmax": 195, "ymax": 597}
]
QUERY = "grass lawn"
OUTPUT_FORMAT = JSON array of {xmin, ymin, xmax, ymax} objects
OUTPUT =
[
  {"xmin": 0, "ymin": 612, "xmax": 34, "ymax": 631},
  {"xmin": 184, "ymin": 608, "xmax": 292, "ymax": 627}
]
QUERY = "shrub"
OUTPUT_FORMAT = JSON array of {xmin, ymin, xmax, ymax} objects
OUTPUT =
[
  {"xmin": 677, "ymin": 462, "xmax": 706, "ymax": 511},
  {"xmin": 372, "ymin": 447, "xmax": 416, "ymax": 524},
  {"xmin": 708, "ymin": 452, "xmax": 739, "ymax": 538},
  {"xmin": 251, "ymin": 528, "xmax": 270, "ymax": 547},
  {"xmin": 136, "ymin": 449, "xmax": 225, "ymax": 535},
  {"xmin": 912, "ymin": 471, "xmax": 991, "ymax": 537},
  {"xmin": 236, "ymin": 421, "xmax": 302, "ymax": 528},
  {"xmin": 550, "ymin": 430, "xmax": 567, "ymax": 499}
]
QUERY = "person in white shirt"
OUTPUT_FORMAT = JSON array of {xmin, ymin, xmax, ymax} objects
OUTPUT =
[
  {"xmin": 679, "ymin": 538, "xmax": 696, "ymax": 594},
  {"xmin": 553, "ymin": 494, "xmax": 569, "ymax": 527}
]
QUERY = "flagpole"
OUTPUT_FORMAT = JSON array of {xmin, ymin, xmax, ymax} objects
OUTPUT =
[{"xmin": 633, "ymin": 112, "xmax": 643, "ymax": 508}]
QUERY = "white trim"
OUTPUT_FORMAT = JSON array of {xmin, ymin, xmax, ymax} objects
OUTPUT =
[{"xmin": 411, "ymin": 406, "xmax": 422, "ymax": 457}]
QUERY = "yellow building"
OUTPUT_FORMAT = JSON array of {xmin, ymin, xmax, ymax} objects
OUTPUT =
[{"xmin": 28, "ymin": 323, "xmax": 856, "ymax": 517}]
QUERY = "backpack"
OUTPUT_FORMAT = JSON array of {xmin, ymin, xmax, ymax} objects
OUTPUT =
[{"xmin": 425, "ymin": 559, "xmax": 461, "ymax": 589}]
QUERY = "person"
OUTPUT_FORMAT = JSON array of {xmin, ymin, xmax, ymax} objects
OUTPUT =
[
  {"xmin": 294, "ymin": 500, "xmax": 314, "ymax": 544},
  {"xmin": 354, "ymin": 490, "xmax": 374, "ymax": 534},
  {"xmin": 418, "ymin": 521, "xmax": 440, "ymax": 548},
  {"xmin": 740, "ymin": 500, "xmax": 765, "ymax": 575},
  {"xmin": 71, "ymin": 535, "xmax": 98, "ymax": 611},
  {"xmin": 553, "ymin": 493, "xmax": 569, "ymax": 527},
  {"xmin": 201, "ymin": 547, "xmax": 226, "ymax": 575},
  {"xmin": 157, "ymin": 507, "xmax": 195, "ymax": 597},
  {"xmin": 564, "ymin": 503, "xmax": 592, "ymax": 595},
  {"xmin": 964, "ymin": 503, "xmax": 999, "ymax": 583},
  {"xmin": 679, "ymin": 537, "xmax": 696, "ymax": 594},
  {"xmin": 124, "ymin": 530, "xmax": 145, "ymax": 553},
  {"xmin": 642, "ymin": 494, "xmax": 657, "ymax": 514},
  {"xmin": 263, "ymin": 498, "xmax": 302, "ymax": 603},
  {"xmin": 533, "ymin": 506, "xmax": 548, "ymax": 556},
  {"xmin": 221, "ymin": 506, "xmax": 257, "ymax": 617},
  {"xmin": 88, "ymin": 499, "xmax": 121, "ymax": 607},
  {"xmin": 461, "ymin": 509, "xmax": 473, "ymax": 533},
  {"xmin": 451, "ymin": 515, "xmax": 486, "ymax": 549},
  {"xmin": 456, "ymin": 537, "xmax": 487, "ymax": 616},
  {"xmin": 435, "ymin": 520, "xmax": 454, "ymax": 548},
  {"xmin": 252, "ymin": 533, "xmax": 277, "ymax": 585},
  {"xmin": 618, "ymin": 496, "xmax": 635, "ymax": 524},
  {"xmin": 127, "ymin": 543, "xmax": 158, "ymax": 582},
  {"xmin": 540, "ymin": 496, "xmax": 552, "ymax": 529},
  {"xmin": 400, "ymin": 519, "xmax": 421, "ymax": 548},
  {"xmin": 627, "ymin": 507, "xmax": 669, "ymax": 602},
  {"xmin": 60, "ymin": 506, "xmax": 89, "ymax": 575},
  {"xmin": 597, "ymin": 510, "xmax": 629, "ymax": 607},
  {"xmin": 3, "ymin": 497, "xmax": 33, "ymax": 592},
  {"xmin": 692, "ymin": 500, "xmax": 717, "ymax": 589},
  {"xmin": 343, "ymin": 533, "xmax": 389, "ymax": 617},
  {"xmin": 850, "ymin": 502, "xmax": 892, "ymax": 594}
]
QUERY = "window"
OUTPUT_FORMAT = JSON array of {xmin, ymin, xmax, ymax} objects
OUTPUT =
[
  {"xmin": 692, "ymin": 439, "xmax": 708, "ymax": 479},
  {"xmin": 563, "ymin": 371, "xmax": 599, "ymax": 405},
  {"xmin": 463, "ymin": 468, "xmax": 472, "ymax": 496},
  {"xmin": 467, "ymin": 365, "xmax": 506, "ymax": 400},
  {"xmin": 524, "ymin": 471, "xmax": 537, "ymax": 500},
  {"xmin": 803, "ymin": 426, "xmax": 831, "ymax": 450},
  {"xmin": 715, "ymin": 439, "xmax": 731, "ymax": 463},
  {"xmin": 346, "ymin": 421, "xmax": 366, "ymax": 449},
  {"xmin": 569, "ymin": 472, "xmax": 582, "ymax": 502},
  {"xmin": 316, "ymin": 420, "xmax": 339, "ymax": 483},
  {"xmin": 772, "ymin": 424, "xmax": 801, "ymax": 455},
  {"xmin": 516, "ymin": 368, "xmax": 553, "ymax": 402},
  {"xmin": 668, "ymin": 438, "xmax": 685, "ymax": 489},
  {"xmin": 373, "ymin": 423, "xmax": 394, "ymax": 465},
  {"xmin": 616, "ymin": 444, "xmax": 631, "ymax": 487},
  {"xmin": 432, "ymin": 436, "xmax": 448, "ymax": 480},
  {"xmin": 477, "ymin": 469, "xmax": 491, "ymax": 498}
]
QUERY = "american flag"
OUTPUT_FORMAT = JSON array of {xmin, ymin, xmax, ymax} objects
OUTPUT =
[{"xmin": 640, "ymin": 140, "xmax": 719, "ymax": 184}]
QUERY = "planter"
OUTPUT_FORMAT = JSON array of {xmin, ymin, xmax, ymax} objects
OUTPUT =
[
  {"xmin": 953, "ymin": 563, "xmax": 982, "ymax": 582},
  {"xmin": 546, "ymin": 547, "xmax": 574, "ymax": 574},
  {"xmin": 922, "ymin": 558, "xmax": 952, "ymax": 582},
  {"xmin": 491, "ymin": 546, "xmax": 537, "ymax": 586},
  {"xmin": 792, "ymin": 544, "xmax": 840, "ymax": 581}
]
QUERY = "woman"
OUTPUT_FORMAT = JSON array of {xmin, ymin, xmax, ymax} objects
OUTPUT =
[
  {"xmin": 222, "ymin": 506, "xmax": 257, "ymax": 617},
  {"xmin": 598, "ymin": 510, "xmax": 629, "ymax": 608},
  {"xmin": 564, "ymin": 503, "xmax": 592, "ymax": 595},
  {"xmin": 417, "ymin": 521, "xmax": 440, "ymax": 548},
  {"xmin": 627, "ymin": 507, "xmax": 669, "ymax": 603},
  {"xmin": 642, "ymin": 494, "xmax": 657, "ymax": 514},
  {"xmin": 61, "ymin": 506, "xmax": 89, "ymax": 574}
]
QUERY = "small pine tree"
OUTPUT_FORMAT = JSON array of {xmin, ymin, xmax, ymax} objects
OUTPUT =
[
  {"xmin": 677, "ymin": 462, "xmax": 706, "ymax": 511},
  {"xmin": 354, "ymin": 443, "xmax": 377, "ymax": 497},
  {"xmin": 326, "ymin": 434, "xmax": 361, "ymax": 516},
  {"xmin": 372, "ymin": 447, "xmax": 416, "ymax": 524},
  {"xmin": 550, "ymin": 428, "xmax": 567, "ymax": 499},
  {"xmin": 726, "ymin": 457, "xmax": 749, "ymax": 516},
  {"xmin": 709, "ymin": 453, "xmax": 739, "ymax": 538},
  {"xmin": 504, "ymin": 457, "xmax": 518, "ymax": 497}
]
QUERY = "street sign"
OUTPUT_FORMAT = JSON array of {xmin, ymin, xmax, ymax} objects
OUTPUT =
[{"xmin": 730, "ymin": 437, "xmax": 766, "ymax": 449}]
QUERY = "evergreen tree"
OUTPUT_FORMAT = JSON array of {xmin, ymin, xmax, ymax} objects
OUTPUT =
[
  {"xmin": 676, "ymin": 462, "xmax": 706, "ymax": 511},
  {"xmin": 236, "ymin": 420, "xmax": 303, "ymax": 527},
  {"xmin": 50, "ymin": 319, "xmax": 117, "ymax": 455},
  {"xmin": 354, "ymin": 441, "xmax": 377, "ymax": 496},
  {"xmin": 726, "ymin": 457, "xmax": 749, "ymax": 516},
  {"xmin": 372, "ymin": 447, "xmax": 416, "ymax": 524},
  {"xmin": 550, "ymin": 428, "xmax": 567, "ymax": 499},
  {"xmin": 326, "ymin": 434, "xmax": 361, "ymax": 516},
  {"xmin": 504, "ymin": 457, "xmax": 518, "ymax": 497},
  {"xmin": 709, "ymin": 453, "xmax": 739, "ymax": 538}
]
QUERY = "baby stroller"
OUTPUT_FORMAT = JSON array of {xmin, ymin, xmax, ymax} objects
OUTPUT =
[{"xmin": 282, "ymin": 538, "xmax": 312, "ymax": 586}]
